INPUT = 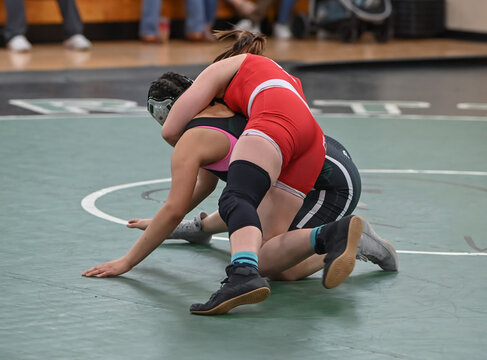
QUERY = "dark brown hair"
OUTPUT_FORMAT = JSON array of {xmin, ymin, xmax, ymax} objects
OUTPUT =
[
  {"xmin": 212, "ymin": 30, "xmax": 266, "ymax": 63},
  {"xmin": 148, "ymin": 72, "xmax": 193, "ymax": 100}
]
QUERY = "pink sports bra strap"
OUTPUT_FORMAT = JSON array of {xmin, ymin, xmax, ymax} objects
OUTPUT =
[{"xmin": 198, "ymin": 126, "xmax": 238, "ymax": 172}]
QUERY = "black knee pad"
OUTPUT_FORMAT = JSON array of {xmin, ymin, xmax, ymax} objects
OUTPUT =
[{"xmin": 218, "ymin": 160, "xmax": 271, "ymax": 236}]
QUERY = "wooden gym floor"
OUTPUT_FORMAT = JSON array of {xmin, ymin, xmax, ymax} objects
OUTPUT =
[{"xmin": 0, "ymin": 36, "xmax": 487, "ymax": 71}]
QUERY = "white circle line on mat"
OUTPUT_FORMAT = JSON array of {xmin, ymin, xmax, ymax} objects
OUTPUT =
[{"xmin": 81, "ymin": 172, "xmax": 487, "ymax": 257}]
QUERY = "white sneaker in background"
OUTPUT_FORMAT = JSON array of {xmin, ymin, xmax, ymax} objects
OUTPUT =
[
  {"xmin": 63, "ymin": 34, "xmax": 92, "ymax": 51},
  {"xmin": 234, "ymin": 19, "xmax": 261, "ymax": 34},
  {"xmin": 273, "ymin": 23, "xmax": 293, "ymax": 39},
  {"xmin": 228, "ymin": 0, "xmax": 256, "ymax": 17},
  {"xmin": 7, "ymin": 35, "xmax": 32, "ymax": 52}
]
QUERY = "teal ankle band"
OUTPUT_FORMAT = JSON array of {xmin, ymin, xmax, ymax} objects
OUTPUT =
[
  {"xmin": 231, "ymin": 251, "xmax": 258, "ymax": 268},
  {"xmin": 310, "ymin": 227, "xmax": 321, "ymax": 249}
]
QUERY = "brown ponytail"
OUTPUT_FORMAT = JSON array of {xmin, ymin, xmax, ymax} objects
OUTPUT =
[{"xmin": 212, "ymin": 30, "xmax": 266, "ymax": 63}]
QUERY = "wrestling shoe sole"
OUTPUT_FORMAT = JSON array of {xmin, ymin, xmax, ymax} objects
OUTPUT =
[
  {"xmin": 323, "ymin": 216, "xmax": 363, "ymax": 289},
  {"xmin": 190, "ymin": 287, "xmax": 270, "ymax": 315}
]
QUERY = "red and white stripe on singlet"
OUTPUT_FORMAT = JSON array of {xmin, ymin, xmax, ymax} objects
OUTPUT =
[{"xmin": 223, "ymin": 54, "xmax": 310, "ymax": 118}]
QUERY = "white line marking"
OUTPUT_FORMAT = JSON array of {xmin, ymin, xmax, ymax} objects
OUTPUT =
[
  {"xmin": 0, "ymin": 113, "xmax": 148, "ymax": 121},
  {"xmin": 81, "ymin": 178, "xmax": 172, "ymax": 225},
  {"xmin": 80, "ymin": 172, "xmax": 487, "ymax": 257},
  {"xmin": 396, "ymin": 250, "xmax": 487, "ymax": 256},
  {"xmin": 313, "ymin": 100, "xmax": 431, "ymax": 108},
  {"xmin": 210, "ymin": 237, "xmax": 487, "ymax": 255},
  {"xmin": 360, "ymin": 169, "xmax": 487, "ymax": 176},
  {"xmin": 458, "ymin": 103, "xmax": 487, "ymax": 111},
  {"xmin": 2, "ymin": 112, "xmax": 487, "ymax": 122},
  {"xmin": 80, "ymin": 169, "xmax": 487, "ymax": 225},
  {"xmin": 9, "ymin": 100, "xmax": 56, "ymax": 114},
  {"xmin": 313, "ymin": 113, "xmax": 487, "ymax": 122},
  {"xmin": 8, "ymin": 98, "xmax": 147, "ymax": 115}
]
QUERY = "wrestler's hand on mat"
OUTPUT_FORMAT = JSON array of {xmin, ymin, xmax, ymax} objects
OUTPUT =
[
  {"xmin": 126, "ymin": 218, "xmax": 152, "ymax": 230},
  {"xmin": 82, "ymin": 258, "xmax": 132, "ymax": 277}
]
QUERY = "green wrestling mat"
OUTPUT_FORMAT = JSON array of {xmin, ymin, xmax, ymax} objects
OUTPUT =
[
  {"xmin": 1, "ymin": 60, "xmax": 486, "ymax": 359},
  {"xmin": 1, "ymin": 110, "xmax": 486, "ymax": 360}
]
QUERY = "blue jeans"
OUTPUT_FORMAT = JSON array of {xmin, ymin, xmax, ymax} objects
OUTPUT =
[
  {"xmin": 185, "ymin": 0, "xmax": 218, "ymax": 34},
  {"xmin": 3, "ymin": 0, "xmax": 83, "ymax": 41},
  {"xmin": 139, "ymin": 0, "xmax": 163, "ymax": 36},
  {"xmin": 277, "ymin": 0, "xmax": 297, "ymax": 24}
]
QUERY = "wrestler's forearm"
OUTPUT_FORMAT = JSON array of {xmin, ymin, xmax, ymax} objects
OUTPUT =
[{"xmin": 123, "ymin": 205, "xmax": 185, "ymax": 267}]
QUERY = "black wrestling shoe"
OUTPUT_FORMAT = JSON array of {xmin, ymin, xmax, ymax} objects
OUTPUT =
[
  {"xmin": 190, "ymin": 264, "xmax": 271, "ymax": 315},
  {"xmin": 314, "ymin": 215, "xmax": 363, "ymax": 289}
]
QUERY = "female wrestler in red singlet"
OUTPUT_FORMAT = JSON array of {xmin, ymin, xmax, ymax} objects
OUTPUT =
[
  {"xmin": 223, "ymin": 53, "xmax": 326, "ymax": 198},
  {"xmin": 83, "ymin": 32, "xmax": 368, "ymax": 316},
  {"xmin": 160, "ymin": 31, "xmax": 365, "ymax": 315}
]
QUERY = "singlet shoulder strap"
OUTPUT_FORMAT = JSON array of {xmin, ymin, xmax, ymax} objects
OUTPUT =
[{"xmin": 184, "ymin": 113, "xmax": 247, "ymax": 139}]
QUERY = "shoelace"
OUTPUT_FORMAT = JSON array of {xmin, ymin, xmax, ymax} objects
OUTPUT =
[
  {"xmin": 180, "ymin": 221, "xmax": 198, "ymax": 232},
  {"xmin": 207, "ymin": 278, "xmax": 229, "ymax": 302},
  {"xmin": 356, "ymin": 253, "xmax": 380, "ymax": 264},
  {"xmin": 173, "ymin": 218, "xmax": 200, "ymax": 234},
  {"xmin": 356, "ymin": 254, "xmax": 368, "ymax": 262}
]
